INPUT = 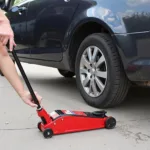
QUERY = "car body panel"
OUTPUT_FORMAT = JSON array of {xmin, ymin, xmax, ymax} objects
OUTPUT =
[
  {"xmin": 5, "ymin": 0, "xmax": 150, "ymax": 81},
  {"xmin": 64, "ymin": 0, "xmax": 150, "ymax": 48},
  {"xmin": 26, "ymin": 0, "xmax": 79, "ymax": 61},
  {"xmin": 63, "ymin": 0, "xmax": 150, "ymax": 81},
  {"xmin": 114, "ymin": 31, "xmax": 150, "ymax": 81},
  {"xmin": 6, "ymin": 0, "xmax": 31, "ymax": 58}
]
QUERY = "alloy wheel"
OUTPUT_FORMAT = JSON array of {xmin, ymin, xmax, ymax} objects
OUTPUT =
[{"xmin": 79, "ymin": 46, "xmax": 107, "ymax": 97}]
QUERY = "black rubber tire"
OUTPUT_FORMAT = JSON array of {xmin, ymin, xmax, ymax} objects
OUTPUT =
[
  {"xmin": 58, "ymin": 69, "xmax": 75, "ymax": 78},
  {"xmin": 75, "ymin": 33, "xmax": 130, "ymax": 108},
  {"xmin": 105, "ymin": 117, "xmax": 116, "ymax": 129},
  {"xmin": 43, "ymin": 128, "xmax": 53, "ymax": 138}
]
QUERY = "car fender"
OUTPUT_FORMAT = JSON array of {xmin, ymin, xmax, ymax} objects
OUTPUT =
[{"xmin": 63, "ymin": 5, "xmax": 127, "ymax": 51}]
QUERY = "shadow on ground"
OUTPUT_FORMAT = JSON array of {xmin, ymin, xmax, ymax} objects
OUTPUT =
[{"xmin": 26, "ymin": 75, "xmax": 150, "ymax": 112}]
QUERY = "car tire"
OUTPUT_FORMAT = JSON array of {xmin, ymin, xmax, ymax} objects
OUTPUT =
[
  {"xmin": 58, "ymin": 69, "xmax": 75, "ymax": 78},
  {"xmin": 75, "ymin": 33, "xmax": 130, "ymax": 108}
]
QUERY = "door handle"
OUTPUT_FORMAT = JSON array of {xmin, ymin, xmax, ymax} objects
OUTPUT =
[
  {"xmin": 18, "ymin": 6, "xmax": 27, "ymax": 15},
  {"xmin": 11, "ymin": 6, "xmax": 27, "ymax": 12},
  {"xmin": 64, "ymin": 0, "xmax": 70, "ymax": 2},
  {"xmin": 11, "ymin": 6, "xmax": 27, "ymax": 15}
]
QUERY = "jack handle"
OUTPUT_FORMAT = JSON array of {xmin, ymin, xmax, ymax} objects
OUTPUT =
[{"xmin": 11, "ymin": 50, "xmax": 42, "ymax": 110}]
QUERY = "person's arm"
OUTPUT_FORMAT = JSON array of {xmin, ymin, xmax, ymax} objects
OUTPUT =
[
  {"xmin": 0, "ymin": 10, "xmax": 42, "ymax": 107},
  {"xmin": 0, "ymin": 9, "xmax": 16, "ymax": 51},
  {"xmin": 0, "ymin": 44, "xmax": 24, "ymax": 96},
  {"xmin": 0, "ymin": 45, "xmax": 42, "ymax": 107},
  {"xmin": 0, "ymin": 9, "xmax": 9, "ymax": 23}
]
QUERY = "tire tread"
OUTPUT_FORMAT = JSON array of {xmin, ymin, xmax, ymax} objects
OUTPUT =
[{"xmin": 75, "ymin": 33, "xmax": 130, "ymax": 108}]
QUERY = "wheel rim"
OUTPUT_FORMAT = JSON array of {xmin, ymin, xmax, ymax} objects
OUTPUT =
[
  {"xmin": 47, "ymin": 132, "xmax": 50, "ymax": 136},
  {"xmin": 80, "ymin": 46, "xmax": 107, "ymax": 97}
]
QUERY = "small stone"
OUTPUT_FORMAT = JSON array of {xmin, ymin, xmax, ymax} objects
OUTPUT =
[{"xmin": 5, "ymin": 122, "xmax": 9, "ymax": 125}]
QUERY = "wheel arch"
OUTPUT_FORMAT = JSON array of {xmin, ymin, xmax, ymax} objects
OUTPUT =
[{"xmin": 66, "ymin": 18, "xmax": 124, "ymax": 71}]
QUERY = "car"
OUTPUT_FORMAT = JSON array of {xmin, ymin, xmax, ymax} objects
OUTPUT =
[{"xmin": 1, "ymin": 0, "xmax": 150, "ymax": 108}]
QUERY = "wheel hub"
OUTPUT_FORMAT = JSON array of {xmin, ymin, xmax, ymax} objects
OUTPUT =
[
  {"xmin": 80, "ymin": 46, "xmax": 107, "ymax": 97},
  {"xmin": 90, "ymin": 68, "xmax": 95, "ymax": 75}
]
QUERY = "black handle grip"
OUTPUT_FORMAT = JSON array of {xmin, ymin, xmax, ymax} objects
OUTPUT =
[{"xmin": 11, "ymin": 50, "xmax": 41, "ymax": 109}]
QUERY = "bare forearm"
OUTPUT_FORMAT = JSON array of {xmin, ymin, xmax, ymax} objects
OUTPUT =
[
  {"xmin": 0, "ymin": 10, "xmax": 42, "ymax": 107},
  {"xmin": 0, "ymin": 46, "xmax": 25, "ymax": 97},
  {"xmin": 0, "ymin": 9, "xmax": 9, "ymax": 23}
]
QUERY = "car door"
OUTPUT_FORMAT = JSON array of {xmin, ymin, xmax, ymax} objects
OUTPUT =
[
  {"xmin": 6, "ymin": 0, "xmax": 31, "ymax": 58},
  {"xmin": 26, "ymin": 0, "xmax": 79, "ymax": 61}
]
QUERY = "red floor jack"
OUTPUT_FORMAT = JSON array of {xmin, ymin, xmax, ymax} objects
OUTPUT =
[{"xmin": 12, "ymin": 50, "xmax": 116, "ymax": 139}]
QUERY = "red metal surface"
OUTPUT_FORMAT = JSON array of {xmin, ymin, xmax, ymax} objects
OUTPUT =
[
  {"xmin": 37, "ymin": 108, "xmax": 52, "ymax": 124},
  {"xmin": 39, "ymin": 110, "xmax": 107, "ymax": 134}
]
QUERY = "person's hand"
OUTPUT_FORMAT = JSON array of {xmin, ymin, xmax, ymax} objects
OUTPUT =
[
  {"xmin": 0, "ymin": 21, "xmax": 16, "ymax": 51},
  {"xmin": 20, "ymin": 90, "xmax": 42, "ymax": 107}
]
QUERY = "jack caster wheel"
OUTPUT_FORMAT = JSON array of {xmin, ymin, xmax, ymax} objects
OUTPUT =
[
  {"xmin": 105, "ymin": 117, "xmax": 116, "ymax": 129},
  {"xmin": 37, "ymin": 122, "xmax": 42, "ymax": 132},
  {"xmin": 43, "ymin": 128, "xmax": 53, "ymax": 138}
]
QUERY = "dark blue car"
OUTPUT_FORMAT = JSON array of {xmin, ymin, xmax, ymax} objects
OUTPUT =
[{"xmin": 1, "ymin": 0, "xmax": 150, "ymax": 108}]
